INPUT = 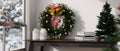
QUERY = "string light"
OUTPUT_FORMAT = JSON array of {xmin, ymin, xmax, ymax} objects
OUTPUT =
[{"xmin": 46, "ymin": 15, "xmax": 48, "ymax": 17}]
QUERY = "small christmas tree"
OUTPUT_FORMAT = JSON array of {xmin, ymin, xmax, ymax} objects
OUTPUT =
[
  {"xmin": 96, "ymin": 2, "xmax": 117, "ymax": 42},
  {"xmin": 96, "ymin": 2, "xmax": 118, "ymax": 51}
]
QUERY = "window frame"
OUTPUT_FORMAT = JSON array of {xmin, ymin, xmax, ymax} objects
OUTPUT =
[{"xmin": 0, "ymin": 0, "xmax": 26, "ymax": 51}]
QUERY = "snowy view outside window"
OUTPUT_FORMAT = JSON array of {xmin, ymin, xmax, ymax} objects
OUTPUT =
[{"xmin": 0, "ymin": 0, "xmax": 25, "ymax": 51}]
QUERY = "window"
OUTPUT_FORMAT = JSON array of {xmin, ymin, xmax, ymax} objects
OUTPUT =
[{"xmin": 0, "ymin": 0, "xmax": 25, "ymax": 51}]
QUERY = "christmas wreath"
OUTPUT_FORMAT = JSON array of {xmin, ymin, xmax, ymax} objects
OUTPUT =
[{"xmin": 40, "ymin": 4, "xmax": 75, "ymax": 39}]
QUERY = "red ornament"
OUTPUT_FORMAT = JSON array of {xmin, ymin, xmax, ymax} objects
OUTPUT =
[
  {"xmin": 118, "ymin": 5, "xmax": 120, "ymax": 11},
  {"xmin": 51, "ymin": 4, "xmax": 57, "ymax": 9},
  {"xmin": 57, "ymin": 18, "xmax": 61, "ymax": 22},
  {"xmin": 51, "ymin": 17, "xmax": 55, "ymax": 21},
  {"xmin": 54, "ymin": 22, "xmax": 58, "ymax": 27}
]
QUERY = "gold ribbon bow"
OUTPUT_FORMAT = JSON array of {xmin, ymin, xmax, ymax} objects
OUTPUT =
[{"xmin": 49, "ymin": 6, "xmax": 63, "ymax": 16}]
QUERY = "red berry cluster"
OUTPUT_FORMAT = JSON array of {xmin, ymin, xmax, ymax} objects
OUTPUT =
[{"xmin": 51, "ymin": 16, "xmax": 61, "ymax": 27}]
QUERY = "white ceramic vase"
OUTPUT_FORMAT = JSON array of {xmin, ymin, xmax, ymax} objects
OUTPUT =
[
  {"xmin": 40, "ymin": 28, "xmax": 47, "ymax": 40},
  {"xmin": 32, "ymin": 28, "xmax": 40, "ymax": 40}
]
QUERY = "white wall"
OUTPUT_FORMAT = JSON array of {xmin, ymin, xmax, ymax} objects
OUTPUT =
[
  {"xmin": 26, "ymin": 0, "xmax": 120, "ymax": 51},
  {"xmin": 36, "ymin": 0, "xmax": 52, "ymax": 27},
  {"xmin": 53, "ymin": 0, "xmax": 102, "ymax": 32},
  {"xmin": 26, "ymin": 0, "xmax": 37, "ymax": 40}
]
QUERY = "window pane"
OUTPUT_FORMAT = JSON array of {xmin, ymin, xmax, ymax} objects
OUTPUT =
[
  {"xmin": 0, "ymin": 0, "xmax": 24, "ymax": 25},
  {"xmin": 5, "ymin": 27, "xmax": 25, "ymax": 51}
]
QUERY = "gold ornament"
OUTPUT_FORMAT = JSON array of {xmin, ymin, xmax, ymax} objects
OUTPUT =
[{"xmin": 49, "ymin": 9, "xmax": 55, "ymax": 16}]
